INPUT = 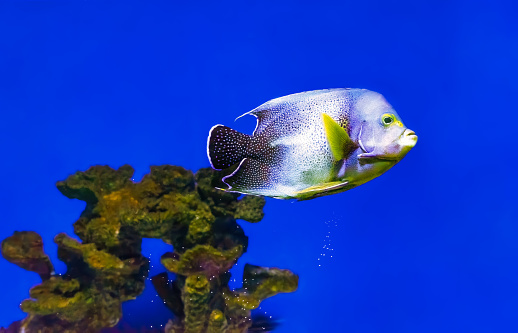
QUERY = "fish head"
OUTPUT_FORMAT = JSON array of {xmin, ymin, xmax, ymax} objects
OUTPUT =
[{"xmin": 354, "ymin": 91, "xmax": 418, "ymax": 163}]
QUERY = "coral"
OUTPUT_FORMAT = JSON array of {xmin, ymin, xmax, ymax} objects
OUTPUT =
[
  {"xmin": 220, "ymin": 265, "xmax": 298, "ymax": 333},
  {"xmin": 161, "ymin": 244, "xmax": 243, "ymax": 277},
  {"xmin": 1, "ymin": 165, "xmax": 298, "ymax": 332},
  {"xmin": 2, "ymin": 231, "xmax": 53, "ymax": 280}
]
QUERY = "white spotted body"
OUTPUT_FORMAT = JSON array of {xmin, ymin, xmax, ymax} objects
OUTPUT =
[{"xmin": 207, "ymin": 88, "xmax": 417, "ymax": 200}]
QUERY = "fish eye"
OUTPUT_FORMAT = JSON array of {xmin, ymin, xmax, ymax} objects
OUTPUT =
[{"xmin": 381, "ymin": 114, "xmax": 395, "ymax": 126}]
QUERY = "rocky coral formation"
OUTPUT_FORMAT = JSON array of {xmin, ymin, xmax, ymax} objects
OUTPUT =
[
  {"xmin": 2, "ymin": 231, "xmax": 54, "ymax": 280},
  {"xmin": 1, "ymin": 165, "xmax": 298, "ymax": 332}
]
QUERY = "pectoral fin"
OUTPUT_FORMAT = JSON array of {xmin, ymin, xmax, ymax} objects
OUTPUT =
[{"xmin": 322, "ymin": 113, "xmax": 354, "ymax": 161}]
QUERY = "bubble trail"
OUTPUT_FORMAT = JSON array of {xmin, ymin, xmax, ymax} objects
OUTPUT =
[{"xmin": 317, "ymin": 218, "xmax": 338, "ymax": 267}]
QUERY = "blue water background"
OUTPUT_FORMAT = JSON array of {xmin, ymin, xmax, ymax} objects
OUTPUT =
[{"xmin": 1, "ymin": 1, "xmax": 517, "ymax": 332}]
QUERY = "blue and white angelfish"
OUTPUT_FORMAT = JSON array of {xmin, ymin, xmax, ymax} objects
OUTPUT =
[{"xmin": 207, "ymin": 88, "xmax": 417, "ymax": 200}]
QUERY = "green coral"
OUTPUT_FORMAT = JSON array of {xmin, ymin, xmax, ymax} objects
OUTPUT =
[
  {"xmin": 183, "ymin": 275, "xmax": 211, "ymax": 333},
  {"xmin": 161, "ymin": 244, "xmax": 243, "ymax": 277},
  {"xmin": 18, "ymin": 274, "xmax": 126, "ymax": 332},
  {"xmin": 1, "ymin": 165, "xmax": 297, "ymax": 333},
  {"xmin": 207, "ymin": 309, "xmax": 228, "ymax": 333},
  {"xmin": 1, "ymin": 231, "xmax": 54, "ymax": 280},
  {"xmin": 155, "ymin": 169, "xmax": 297, "ymax": 333},
  {"xmin": 224, "ymin": 264, "xmax": 299, "ymax": 313},
  {"xmin": 234, "ymin": 196, "xmax": 266, "ymax": 223}
]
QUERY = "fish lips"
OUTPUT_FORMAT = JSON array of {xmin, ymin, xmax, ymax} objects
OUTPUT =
[{"xmin": 400, "ymin": 129, "xmax": 418, "ymax": 147}]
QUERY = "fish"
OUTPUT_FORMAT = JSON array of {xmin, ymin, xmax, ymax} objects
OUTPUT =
[{"xmin": 207, "ymin": 88, "xmax": 417, "ymax": 200}]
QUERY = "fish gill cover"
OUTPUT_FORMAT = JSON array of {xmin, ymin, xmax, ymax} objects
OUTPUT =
[{"xmin": 0, "ymin": 165, "xmax": 298, "ymax": 333}]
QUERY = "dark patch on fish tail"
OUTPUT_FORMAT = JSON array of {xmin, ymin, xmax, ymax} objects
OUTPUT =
[
  {"xmin": 247, "ymin": 131, "xmax": 275, "ymax": 160},
  {"xmin": 207, "ymin": 125, "xmax": 252, "ymax": 170},
  {"xmin": 209, "ymin": 124, "xmax": 286, "ymax": 195}
]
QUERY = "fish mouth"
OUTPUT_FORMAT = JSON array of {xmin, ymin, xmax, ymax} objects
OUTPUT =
[
  {"xmin": 400, "ymin": 129, "xmax": 418, "ymax": 147},
  {"xmin": 401, "ymin": 129, "xmax": 417, "ymax": 138}
]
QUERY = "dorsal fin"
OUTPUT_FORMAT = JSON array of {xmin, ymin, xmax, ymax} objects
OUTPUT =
[
  {"xmin": 235, "ymin": 106, "xmax": 284, "ymax": 136},
  {"xmin": 322, "ymin": 113, "xmax": 354, "ymax": 161}
]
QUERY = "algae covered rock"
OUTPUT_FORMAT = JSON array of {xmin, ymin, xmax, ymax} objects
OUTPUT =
[
  {"xmin": 224, "ymin": 264, "xmax": 299, "ymax": 313},
  {"xmin": 161, "ymin": 244, "xmax": 243, "ymax": 277},
  {"xmin": 1, "ymin": 231, "xmax": 54, "ymax": 280},
  {"xmin": 1, "ymin": 165, "xmax": 297, "ymax": 333},
  {"xmin": 1, "ymin": 229, "xmax": 148, "ymax": 332},
  {"xmin": 157, "ymin": 168, "xmax": 296, "ymax": 333}
]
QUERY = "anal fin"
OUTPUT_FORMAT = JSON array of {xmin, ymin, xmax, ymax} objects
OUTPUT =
[{"xmin": 221, "ymin": 158, "xmax": 279, "ymax": 196}]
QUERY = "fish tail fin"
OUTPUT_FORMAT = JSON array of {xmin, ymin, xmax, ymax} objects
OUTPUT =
[{"xmin": 207, "ymin": 125, "xmax": 252, "ymax": 170}]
